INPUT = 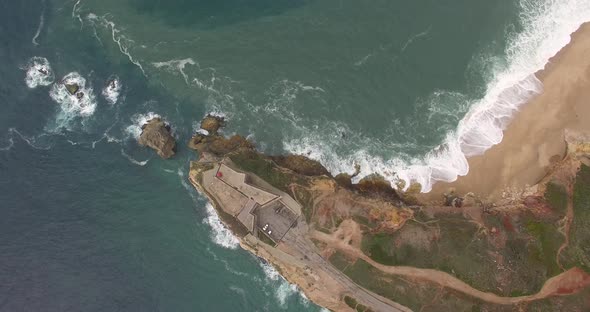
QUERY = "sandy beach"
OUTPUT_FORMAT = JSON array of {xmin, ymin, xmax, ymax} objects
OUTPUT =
[{"xmin": 427, "ymin": 22, "xmax": 590, "ymax": 201}]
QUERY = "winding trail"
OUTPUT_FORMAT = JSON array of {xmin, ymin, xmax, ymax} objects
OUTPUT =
[
  {"xmin": 556, "ymin": 183, "xmax": 575, "ymax": 271},
  {"xmin": 311, "ymin": 229, "xmax": 590, "ymax": 305}
]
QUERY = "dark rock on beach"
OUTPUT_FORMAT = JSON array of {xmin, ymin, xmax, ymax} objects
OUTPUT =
[{"xmin": 138, "ymin": 117, "xmax": 176, "ymax": 159}]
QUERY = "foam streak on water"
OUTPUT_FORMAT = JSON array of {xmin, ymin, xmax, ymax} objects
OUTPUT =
[
  {"xmin": 285, "ymin": 0, "xmax": 590, "ymax": 192},
  {"xmin": 31, "ymin": 0, "xmax": 45, "ymax": 46},
  {"xmin": 120, "ymin": 149, "xmax": 149, "ymax": 166},
  {"xmin": 86, "ymin": 13, "xmax": 147, "ymax": 77}
]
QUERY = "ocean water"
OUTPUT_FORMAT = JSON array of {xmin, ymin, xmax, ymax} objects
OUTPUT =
[{"xmin": 1, "ymin": 0, "xmax": 589, "ymax": 311}]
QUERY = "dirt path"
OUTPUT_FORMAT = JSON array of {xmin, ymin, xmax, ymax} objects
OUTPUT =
[
  {"xmin": 556, "ymin": 182, "xmax": 575, "ymax": 270},
  {"xmin": 312, "ymin": 230, "xmax": 590, "ymax": 306}
]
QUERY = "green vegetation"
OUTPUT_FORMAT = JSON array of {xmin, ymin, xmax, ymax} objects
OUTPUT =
[
  {"xmin": 360, "ymin": 215, "xmax": 565, "ymax": 295},
  {"xmin": 230, "ymin": 151, "xmax": 300, "ymax": 193},
  {"xmin": 207, "ymin": 196, "xmax": 250, "ymax": 238},
  {"xmin": 343, "ymin": 296, "xmax": 357, "ymax": 309},
  {"xmin": 271, "ymin": 155, "xmax": 329, "ymax": 176},
  {"xmin": 524, "ymin": 220, "xmax": 561, "ymax": 277},
  {"xmin": 328, "ymin": 251, "xmax": 353, "ymax": 271},
  {"xmin": 257, "ymin": 229, "xmax": 276, "ymax": 247},
  {"xmin": 342, "ymin": 259, "xmax": 477, "ymax": 311},
  {"xmin": 527, "ymin": 287, "xmax": 590, "ymax": 311},
  {"xmin": 190, "ymin": 162, "xmax": 214, "ymax": 184},
  {"xmin": 545, "ymin": 181, "xmax": 568, "ymax": 214},
  {"xmin": 565, "ymin": 164, "xmax": 590, "ymax": 272},
  {"xmin": 292, "ymin": 187, "xmax": 314, "ymax": 223}
]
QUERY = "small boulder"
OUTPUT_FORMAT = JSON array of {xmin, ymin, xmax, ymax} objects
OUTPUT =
[
  {"xmin": 138, "ymin": 117, "xmax": 176, "ymax": 159},
  {"xmin": 200, "ymin": 115, "xmax": 225, "ymax": 134},
  {"xmin": 65, "ymin": 83, "xmax": 79, "ymax": 95}
]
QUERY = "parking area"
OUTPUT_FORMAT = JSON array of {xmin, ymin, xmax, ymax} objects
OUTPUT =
[{"xmin": 255, "ymin": 200, "xmax": 298, "ymax": 242}]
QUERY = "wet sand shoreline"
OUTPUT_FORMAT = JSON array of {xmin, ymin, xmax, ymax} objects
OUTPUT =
[{"xmin": 425, "ymin": 22, "xmax": 590, "ymax": 201}]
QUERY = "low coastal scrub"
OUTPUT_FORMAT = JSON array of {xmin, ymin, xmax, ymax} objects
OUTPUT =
[
  {"xmin": 565, "ymin": 164, "xmax": 590, "ymax": 272},
  {"xmin": 229, "ymin": 150, "xmax": 298, "ymax": 193}
]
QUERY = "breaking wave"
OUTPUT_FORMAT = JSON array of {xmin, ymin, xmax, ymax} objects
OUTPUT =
[
  {"xmin": 124, "ymin": 112, "xmax": 161, "ymax": 140},
  {"xmin": 23, "ymin": 57, "xmax": 54, "ymax": 88},
  {"xmin": 284, "ymin": 0, "xmax": 590, "ymax": 192},
  {"xmin": 49, "ymin": 72, "xmax": 97, "ymax": 120},
  {"xmin": 102, "ymin": 76, "xmax": 122, "ymax": 105},
  {"xmin": 259, "ymin": 261, "xmax": 309, "ymax": 307},
  {"xmin": 203, "ymin": 202, "xmax": 240, "ymax": 249}
]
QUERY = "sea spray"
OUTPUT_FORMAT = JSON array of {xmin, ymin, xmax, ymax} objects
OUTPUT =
[
  {"xmin": 49, "ymin": 72, "xmax": 97, "ymax": 118},
  {"xmin": 23, "ymin": 57, "xmax": 54, "ymax": 88},
  {"xmin": 102, "ymin": 76, "xmax": 122, "ymax": 105},
  {"xmin": 124, "ymin": 112, "xmax": 161, "ymax": 140},
  {"xmin": 203, "ymin": 202, "xmax": 240, "ymax": 249},
  {"xmin": 259, "ymin": 261, "xmax": 309, "ymax": 307},
  {"xmin": 284, "ymin": 0, "xmax": 590, "ymax": 192}
]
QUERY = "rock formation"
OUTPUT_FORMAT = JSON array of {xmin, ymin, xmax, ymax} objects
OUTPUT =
[
  {"xmin": 200, "ymin": 114, "xmax": 225, "ymax": 134},
  {"xmin": 65, "ymin": 83, "xmax": 79, "ymax": 95},
  {"xmin": 189, "ymin": 115, "xmax": 252, "ymax": 157},
  {"xmin": 138, "ymin": 117, "xmax": 176, "ymax": 159}
]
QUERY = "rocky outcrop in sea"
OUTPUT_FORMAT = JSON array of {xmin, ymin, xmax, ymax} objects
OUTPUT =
[{"xmin": 138, "ymin": 117, "xmax": 176, "ymax": 159}]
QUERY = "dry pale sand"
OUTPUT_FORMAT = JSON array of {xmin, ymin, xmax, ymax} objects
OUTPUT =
[{"xmin": 426, "ymin": 22, "xmax": 590, "ymax": 201}]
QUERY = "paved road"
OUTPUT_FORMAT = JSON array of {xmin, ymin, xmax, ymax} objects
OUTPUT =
[{"xmin": 282, "ymin": 222, "xmax": 411, "ymax": 312}]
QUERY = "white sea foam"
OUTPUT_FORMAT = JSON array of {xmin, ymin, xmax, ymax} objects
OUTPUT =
[
  {"xmin": 86, "ymin": 13, "xmax": 147, "ymax": 77},
  {"xmin": 152, "ymin": 57, "xmax": 224, "ymax": 94},
  {"xmin": 0, "ymin": 137, "xmax": 14, "ymax": 151},
  {"xmin": 2, "ymin": 128, "xmax": 53, "ymax": 151},
  {"xmin": 31, "ymin": 1, "xmax": 45, "ymax": 46},
  {"xmin": 24, "ymin": 57, "xmax": 54, "ymax": 88},
  {"xmin": 259, "ymin": 261, "xmax": 308, "ymax": 307},
  {"xmin": 124, "ymin": 112, "xmax": 161, "ymax": 140},
  {"xmin": 120, "ymin": 149, "xmax": 149, "ymax": 166},
  {"xmin": 49, "ymin": 72, "xmax": 97, "ymax": 123},
  {"xmin": 152, "ymin": 58, "xmax": 196, "ymax": 85},
  {"xmin": 102, "ymin": 76, "xmax": 122, "ymax": 105},
  {"xmin": 284, "ymin": 0, "xmax": 590, "ymax": 192},
  {"xmin": 203, "ymin": 202, "xmax": 240, "ymax": 249}
]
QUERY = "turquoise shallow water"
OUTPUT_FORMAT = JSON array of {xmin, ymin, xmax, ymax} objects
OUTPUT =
[{"xmin": 1, "ymin": 0, "xmax": 589, "ymax": 311}]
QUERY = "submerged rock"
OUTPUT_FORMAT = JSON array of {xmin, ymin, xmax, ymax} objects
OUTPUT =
[
  {"xmin": 65, "ymin": 83, "xmax": 79, "ymax": 95},
  {"xmin": 138, "ymin": 117, "xmax": 176, "ymax": 159},
  {"xmin": 200, "ymin": 114, "xmax": 225, "ymax": 134}
]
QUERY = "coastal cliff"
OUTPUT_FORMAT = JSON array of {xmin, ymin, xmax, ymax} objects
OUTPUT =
[{"xmin": 186, "ymin": 114, "xmax": 590, "ymax": 312}]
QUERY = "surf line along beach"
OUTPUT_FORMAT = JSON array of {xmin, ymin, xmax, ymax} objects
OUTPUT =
[{"xmin": 424, "ymin": 22, "xmax": 590, "ymax": 202}]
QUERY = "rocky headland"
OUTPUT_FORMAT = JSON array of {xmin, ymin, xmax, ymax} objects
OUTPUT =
[{"xmin": 185, "ymin": 114, "xmax": 590, "ymax": 312}]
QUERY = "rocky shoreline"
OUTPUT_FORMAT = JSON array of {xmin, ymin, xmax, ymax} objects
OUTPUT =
[{"xmin": 133, "ymin": 114, "xmax": 590, "ymax": 312}]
